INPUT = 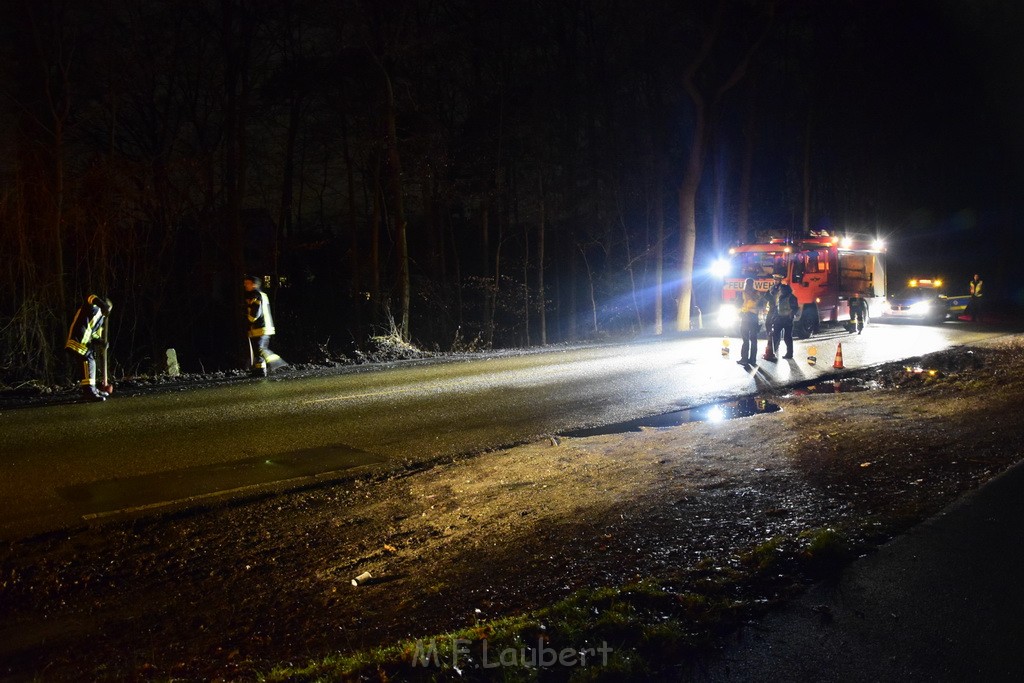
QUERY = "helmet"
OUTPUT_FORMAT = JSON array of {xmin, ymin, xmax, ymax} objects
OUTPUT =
[{"xmin": 87, "ymin": 294, "xmax": 113, "ymax": 314}]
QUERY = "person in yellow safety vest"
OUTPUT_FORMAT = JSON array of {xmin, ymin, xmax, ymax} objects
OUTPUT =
[
  {"xmin": 967, "ymin": 273, "xmax": 983, "ymax": 322},
  {"xmin": 736, "ymin": 278, "xmax": 763, "ymax": 368},
  {"xmin": 65, "ymin": 294, "xmax": 112, "ymax": 402},
  {"xmin": 244, "ymin": 275, "xmax": 288, "ymax": 377}
]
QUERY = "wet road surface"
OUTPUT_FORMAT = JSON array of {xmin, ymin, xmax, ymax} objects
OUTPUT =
[
  {"xmin": 696, "ymin": 455, "xmax": 1024, "ymax": 682},
  {"xmin": 0, "ymin": 322, "xmax": 1005, "ymax": 540}
]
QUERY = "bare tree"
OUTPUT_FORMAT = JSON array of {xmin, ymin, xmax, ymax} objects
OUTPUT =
[{"xmin": 676, "ymin": 0, "xmax": 774, "ymax": 332}]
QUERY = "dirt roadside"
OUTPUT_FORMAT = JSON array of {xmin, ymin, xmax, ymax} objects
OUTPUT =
[{"xmin": 1, "ymin": 337, "xmax": 1022, "ymax": 680}]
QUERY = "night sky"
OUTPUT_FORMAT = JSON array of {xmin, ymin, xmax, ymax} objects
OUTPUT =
[
  {"xmin": 721, "ymin": 0, "xmax": 1024, "ymax": 287},
  {"xmin": 788, "ymin": 1, "xmax": 1024, "ymax": 287},
  {"xmin": 1, "ymin": 0, "xmax": 1022, "ymax": 379}
]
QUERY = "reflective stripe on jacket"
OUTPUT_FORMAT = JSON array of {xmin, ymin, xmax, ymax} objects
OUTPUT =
[
  {"xmin": 65, "ymin": 302, "xmax": 105, "ymax": 355},
  {"xmin": 970, "ymin": 280, "xmax": 983, "ymax": 297},
  {"xmin": 246, "ymin": 289, "xmax": 276, "ymax": 337}
]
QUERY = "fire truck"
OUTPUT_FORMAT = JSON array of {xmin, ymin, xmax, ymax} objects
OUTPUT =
[{"xmin": 715, "ymin": 231, "xmax": 887, "ymax": 338}]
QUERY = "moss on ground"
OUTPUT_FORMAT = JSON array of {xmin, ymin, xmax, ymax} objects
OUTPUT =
[{"xmin": 265, "ymin": 521, "xmax": 887, "ymax": 682}]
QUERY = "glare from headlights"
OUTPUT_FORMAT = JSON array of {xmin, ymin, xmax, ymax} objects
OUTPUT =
[
  {"xmin": 908, "ymin": 300, "xmax": 932, "ymax": 313},
  {"xmin": 717, "ymin": 304, "xmax": 739, "ymax": 327},
  {"xmin": 711, "ymin": 258, "xmax": 730, "ymax": 278}
]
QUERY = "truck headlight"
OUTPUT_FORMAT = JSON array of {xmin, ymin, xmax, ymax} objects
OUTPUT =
[{"xmin": 717, "ymin": 304, "xmax": 739, "ymax": 327}]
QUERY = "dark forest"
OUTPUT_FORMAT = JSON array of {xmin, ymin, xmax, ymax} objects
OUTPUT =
[{"xmin": 2, "ymin": 0, "xmax": 1021, "ymax": 383}]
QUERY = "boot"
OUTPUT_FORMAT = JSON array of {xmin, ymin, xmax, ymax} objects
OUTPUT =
[{"xmin": 81, "ymin": 387, "xmax": 106, "ymax": 402}]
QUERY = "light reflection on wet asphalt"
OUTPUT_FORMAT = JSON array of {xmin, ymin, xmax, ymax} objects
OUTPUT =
[{"xmin": 0, "ymin": 323, "xmax": 1004, "ymax": 539}]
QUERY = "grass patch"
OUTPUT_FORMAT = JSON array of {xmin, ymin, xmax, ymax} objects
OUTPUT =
[
  {"xmin": 262, "ymin": 521, "xmax": 890, "ymax": 682},
  {"xmin": 798, "ymin": 527, "xmax": 854, "ymax": 576},
  {"xmin": 739, "ymin": 535, "xmax": 786, "ymax": 572}
]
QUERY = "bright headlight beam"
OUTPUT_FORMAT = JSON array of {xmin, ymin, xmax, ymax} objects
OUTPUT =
[{"xmin": 717, "ymin": 304, "xmax": 739, "ymax": 327}]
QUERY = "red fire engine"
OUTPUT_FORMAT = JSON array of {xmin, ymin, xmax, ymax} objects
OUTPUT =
[{"xmin": 715, "ymin": 231, "xmax": 887, "ymax": 338}]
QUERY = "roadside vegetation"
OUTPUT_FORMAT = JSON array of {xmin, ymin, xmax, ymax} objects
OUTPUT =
[{"xmin": 267, "ymin": 526, "xmax": 861, "ymax": 682}]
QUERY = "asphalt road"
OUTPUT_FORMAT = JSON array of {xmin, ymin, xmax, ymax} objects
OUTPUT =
[
  {"xmin": 696, "ymin": 450, "xmax": 1024, "ymax": 682},
  {"xmin": 0, "ymin": 321, "xmax": 1005, "ymax": 540}
]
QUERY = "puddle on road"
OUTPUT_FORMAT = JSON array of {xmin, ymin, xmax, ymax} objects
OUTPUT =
[
  {"xmin": 562, "ymin": 398, "xmax": 780, "ymax": 438},
  {"xmin": 785, "ymin": 377, "xmax": 882, "ymax": 396},
  {"xmin": 58, "ymin": 444, "xmax": 385, "ymax": 516}
]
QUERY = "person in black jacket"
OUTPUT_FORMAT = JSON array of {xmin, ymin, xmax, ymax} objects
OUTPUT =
[
  {"xmin": 65, "ymin": 294, "xmax": 112, "ymax": 402},
  {"xmin": 771, "ymin": 283, "xmax": 798, "ymax": 359},
  {"xmin": 244, "ymin": 276, "xmax": 287, "ymax": 377},
  {"xmin": 848, "ymin": 291, "xmax": 868, "ymax": 334},
  {"xmin": 762, "ymin": 274, "xmax": 784, "ymax": 361}
]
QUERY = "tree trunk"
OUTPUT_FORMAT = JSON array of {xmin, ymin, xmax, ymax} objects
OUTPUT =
[
  {"xmin": 51, "ymin": 114, "xmax": 66, "ymax": 324},
  {"xmin": 678, "ymin": 2, "xmax": 774, "ymax": 332},
  {"xmin": 342, "ymin": 117, "xmax": 359, "ymax": 298},
  {"xmin": 711, "ymin": 139, "xmax": 724, "ymax": 254},
  {"xmin": 537, "ymin": 183, "xmax": 547, "ymax": 345},
  {"xmin": 221, "ymin": 0, "xmax": 252, "ymax": 364},
  {"xmin": 382, "ymin": 67, "xmax": 410, "ymax": 339},
  {"xmin": 518, "ymin": 186, "xmax": 529, "ymax": 346},
  {"xmin": 567, "ymin": 236, "xmax": 578, "ymax": 341},
  {"xmin": 275, "ymin": 94, "xmax": 300, "ymax": 298},
  {"xmin": 802, "ymin": 110, "xmax": 812, "ymax": 234},
  {"xmin": 653, "ymin": 187, "xmax": 665, "ymax": 335},
  {"xmin": 429, "ymin": 173, "xmax": 447, "ymax": 284},
  {"xmin": 480, "ymin": 201, "xmax": 492, "ymax": 343},
  {"xmin": 676, "ymin": 102, "xmax": 706, "ymax": 332},
  {"xmin": 580, "ymin": 244, "xmax": 599, "ymax": 336},
  {"xmin": 619, "ymin": 202, "xmax": 643, "ymax": 333},
  {"xmin": 370, "ymin": 160, "xmax": 382, "ymax": 323},
  {"xmin": 490, "ymin": 203, "xmax": 504, "ymax": 346},
  {"xmin": 737, "ymin": 81, "xmax": 758, "ymax": 244}
]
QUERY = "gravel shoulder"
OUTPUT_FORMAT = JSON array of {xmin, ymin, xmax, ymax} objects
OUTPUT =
[{"xmin": 1, "ymin": 338, "xmax": 1022, "ymax": 680}]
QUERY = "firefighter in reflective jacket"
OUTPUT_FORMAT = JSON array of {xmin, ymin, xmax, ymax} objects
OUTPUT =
[
  {"xmin": 967, "ymin": 274, "xmax": 983, "ymax": 322},
  {"xmin": 65, "ymin": 294, "xmax": 112, "ymax": 401},
  {"xmin": 244, "ymin": 275, "xmax": 287, "ymax": 376},
  {"xmin": 848, "ymin": 291, "xmax": 867, "ymax": 334}
]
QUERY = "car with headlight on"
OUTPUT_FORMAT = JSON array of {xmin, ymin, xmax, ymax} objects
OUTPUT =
[{"xmin": 883, "ymin": 278, "xmax": 952, "ymax": 323}]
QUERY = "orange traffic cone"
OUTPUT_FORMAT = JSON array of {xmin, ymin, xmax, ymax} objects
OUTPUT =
[{"xmin": 833, "ymin": 342, "xmax": 844, "ymax": 369}]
